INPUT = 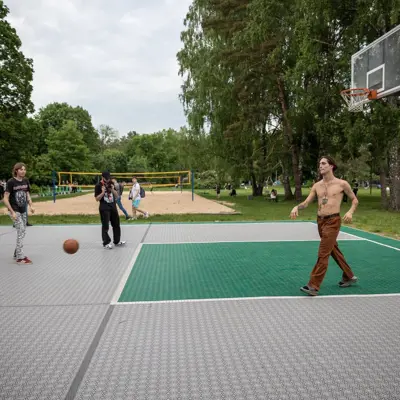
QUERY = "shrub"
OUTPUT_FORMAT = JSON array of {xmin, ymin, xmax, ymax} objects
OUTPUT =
[{"xmin": 30, "ymin": 184, "xmax": 40, "ymax": 194}]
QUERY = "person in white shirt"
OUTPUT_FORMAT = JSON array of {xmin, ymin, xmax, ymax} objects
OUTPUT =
[{"xmin": 129, "ymin": 177, "xmax": 149, "ymax": 219}]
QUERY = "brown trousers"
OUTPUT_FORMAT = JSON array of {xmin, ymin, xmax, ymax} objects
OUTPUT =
[{"xmin": 308, "ymin": 215, "xmax": 355, "ymax": 290}]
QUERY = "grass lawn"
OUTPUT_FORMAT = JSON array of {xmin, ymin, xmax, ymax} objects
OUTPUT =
[
  {"xmin": 0, "ymin": 191, "xmax": 89, "ymax": 208},
  {"xmin": 0, "ymin": 187, "xmax": 399, "ymax": 240}
]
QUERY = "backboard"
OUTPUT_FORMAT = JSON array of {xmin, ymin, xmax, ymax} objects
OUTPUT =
[{"xmin": 351, "ymin": 24, "xmax": 400, "ymax": 101}]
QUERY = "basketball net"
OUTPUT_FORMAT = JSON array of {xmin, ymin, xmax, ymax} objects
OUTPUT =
[{"xmin": 340, "ymin": 88, "xmax": 377, "ymax": 112}]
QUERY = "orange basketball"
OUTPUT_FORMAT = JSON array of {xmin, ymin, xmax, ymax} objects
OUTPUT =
[{"xmin": 63, "ymin": 239, "xmax": 79, "ymax": 254}]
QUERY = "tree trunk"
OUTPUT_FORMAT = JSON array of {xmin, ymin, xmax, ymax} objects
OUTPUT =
[
  {"xmin": 277, "ymin": 77, "xmax": 302, "ymax": 201},
  {"xmin": 251, "ymin": 176, "xmax": 263, "ymax": 196},
  {"xmin": 379, "ymin": 157, "xmax": 388, "ymax": 209},
  {"xmin": 388, "ymin": 137, "xmax": 400, "ymax": 211},
  {"xmin": 281, "ymin": 158, "xmax": 294, "ymax": 200},
  {"xmin": 251, "ymin": 125, "xmax": 267, "ymax": 197}
]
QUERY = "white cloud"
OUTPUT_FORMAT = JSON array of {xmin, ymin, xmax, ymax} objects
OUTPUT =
[{"xmin": 6, "ymin": 0, "xmax": 192, "ymax": 134}]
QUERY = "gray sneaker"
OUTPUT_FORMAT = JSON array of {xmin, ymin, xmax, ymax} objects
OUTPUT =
[
  {"xmin": 300, "ymin": 285, "xmax": 319, "ymax": 296},
  {"xmin": 339, "ymin": 276, "xmax": 358, "ymax": 287}
]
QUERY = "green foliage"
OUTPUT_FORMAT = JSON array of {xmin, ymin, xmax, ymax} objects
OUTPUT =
[
  {"xmin": 0, "ymin": 1, "xmax": 34, "ymax": 178},
  {"xmin": 36, "ymin": 102, "xmax": 100, "ymax": 152},
  {"xmin": 0, "ymin": 1, "xmax": 34, "ymax": 116},
  {"xmin": 98, "ymin": 124, "xmax": 119, "ymax": 150},
  {"xmin": 93, "ymin": 149, "xmax": 128, "ymax": 173},
  {"xmin": 127, "ymin": 155, "xmax": 149, "ymax": 172},
  {"xmin": 195, "ymin": 170, "xmax": 218, "ymax": 189},
  {"xmin": 1, "ymin": 0, "xmax": 400, "ymax": 211},
  {"xmin": 29, "ymin": 154, "xmax": 53, "ymax": 185},
  {"xmin": 177, "ymin": 0, "xmax": 400, "ymax": 208},
  {"xmin": 29, "ymin": 183, "xmax": 40, "ymax": 194},
  {"xmin": 46, "ymin": 120, "xmax": 91, "ymax": 172}
]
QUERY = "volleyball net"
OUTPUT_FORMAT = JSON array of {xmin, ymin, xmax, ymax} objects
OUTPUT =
[{"xmin": 56, "ymin": 170, "xmax": 192, "ymax": 190}]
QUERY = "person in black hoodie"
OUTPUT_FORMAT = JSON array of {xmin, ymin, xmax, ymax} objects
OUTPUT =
[{"xmin": 94, "ymin": 171, "xmax": 126, "ymax": 249}]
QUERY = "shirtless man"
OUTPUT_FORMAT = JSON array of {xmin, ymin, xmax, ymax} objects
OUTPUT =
[{"xmin": 290, "ymin": 156, "xmax": 359, "ymax": 296}]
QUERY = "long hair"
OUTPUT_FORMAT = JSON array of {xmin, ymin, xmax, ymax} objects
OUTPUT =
[
  {"xmin": 319, "ymin": 155, "xmax": 337, "ymax": 171},
  {"xmin": 317, "ymin": 156, "xmax": 337, "ymax": 181},
  {"xmin": 12, "ymin": 162, "xmax": 26, "ymax": 177}
]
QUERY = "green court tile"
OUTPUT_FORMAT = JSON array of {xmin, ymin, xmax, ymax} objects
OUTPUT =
[
  {"xmin": 340, "ymin": 226, "xmax": 400, "ymax": 249},
  {"xmin": 118, "ymin": 241, "xmax": 400, "ymax": 302}
]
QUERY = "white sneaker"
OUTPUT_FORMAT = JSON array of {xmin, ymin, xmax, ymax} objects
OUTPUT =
[
  {"xmin": 103, "ymin": 243, "xmax": 113, "ymax": 249},
  {"xmin": 144, "ymin": 212, "xmax": 150, "ymax": 218},
  {"xmin": 115, "ymin": 241, "xmax": 126, "ymax": 247}
]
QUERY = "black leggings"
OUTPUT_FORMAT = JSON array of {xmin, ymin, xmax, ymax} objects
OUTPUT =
[{"xmin": 100, "ymin": 208, "xmax": 121, "ymax": 246}]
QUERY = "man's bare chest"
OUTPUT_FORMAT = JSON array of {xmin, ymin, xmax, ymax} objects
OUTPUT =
[{"xmin": 316, "ymin": 183, "xmax": 344, "ymax": 200}]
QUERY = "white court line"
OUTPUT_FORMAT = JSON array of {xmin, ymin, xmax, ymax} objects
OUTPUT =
[
  {"xmin": 311, "ymin": 221, "xmax": 400, "ymax": 252},
  {"xmin": 143, "ymin": 238, "xmax": 362, "ymax": 245},
  {"xmin": 110, "ymin": 243, "xmax": 143, "ymax": 304},
  {"xmin": 345, "ymin": 225, "xmax": 400, "ymax": 243},
  {"xmin": 112, "ymin": 293, "xmax": 400, "ymax": 305},
  {"xmin": 342, "ymin": 232, "xmax": 400, "ymax": 252},
  {"xmin": 148, "ymin": 221, "xmax": 317, "ymax": 226}
]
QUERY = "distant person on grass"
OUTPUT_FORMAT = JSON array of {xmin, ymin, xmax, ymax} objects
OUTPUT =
[
  {"xmin": 290, "ymin": 156, "xmax": 359, "ymax": 296},
  {"xmin": 111, "ymin": 177, "xmax": 131, "ymax": 220},
  {"xmin": 3, "ymin": 163, "xmax": 35, "ymax": 264},
  {"xmin": 129, "ymin": 177, "xmax": 149, "ymax": 219}
]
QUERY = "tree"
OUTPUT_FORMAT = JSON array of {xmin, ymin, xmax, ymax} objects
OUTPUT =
[
  {"xmin": 178, "ymin": 0, "xmax": 264, "ymax": 195},
  {"xmin": 93, "ymin": 149, "xmax": 128, "ymax": 173},
  {"xmin": 36, "ymin": 102, "xmax": 99, "ymax": 152},
  {"xmin": 0, "ymin": 1, "xmax": 34, "ymax": 116},
  {"xmin": 127, "ymin": 155, "xmax": 149, "ymax": 172},
  {"xmin": 98, "ymin": 124, "xmax": 119, "ymax": 150},
  {"xmin": 46, "ymin": 120, "xmax": 91, "ymax": 173},
  {"xmin": 0, "ymin": 0, "xmax": 34, "ymax": 178}
]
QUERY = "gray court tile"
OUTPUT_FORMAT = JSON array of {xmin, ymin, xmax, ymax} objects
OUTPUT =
[
  {"xmin": 0, "ymin": 225, "xmax": 147, "ymax": 306},
  {"xmin": 0, "ymin": 225, "xmax": 13, "ymax": 236},
  {"xmin": 0, "ymin": 304, "xmax": 108, "ymax": 400},
  {"xmin": 0, "ymin": 224, "xmax": 142, "ymax": 245},
  {"xmin": 75, "ymin": 296, "xmax": 400, "ymax": 400},
  {"xmin": 144, "ymin": 222, "xmax": 359, "ymax": 243}
]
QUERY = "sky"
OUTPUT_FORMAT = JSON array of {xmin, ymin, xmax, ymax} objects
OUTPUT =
[{"xmin": 6, "ymin": 0, "xmax": 192, "ymax": 135}]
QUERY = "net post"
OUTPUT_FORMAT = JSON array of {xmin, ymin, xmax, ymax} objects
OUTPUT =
[{"xmin": 52, "ymin": 170, "xmax": 56, "ymax": 203}]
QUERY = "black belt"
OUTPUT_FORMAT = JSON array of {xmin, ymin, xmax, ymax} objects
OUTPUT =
[{"xmin": 317, "ymin": 213, "xmax": 340, "ymax": 220}]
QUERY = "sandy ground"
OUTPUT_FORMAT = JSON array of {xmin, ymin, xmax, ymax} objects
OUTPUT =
[{"xmin": 9, "ymin": 191, "xmax": 237, "ymax": 216}]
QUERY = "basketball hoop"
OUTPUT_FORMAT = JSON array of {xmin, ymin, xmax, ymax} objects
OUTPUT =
[{"xmin": 340, "ymin": 88, "xmax": 377, "ymax": 112}]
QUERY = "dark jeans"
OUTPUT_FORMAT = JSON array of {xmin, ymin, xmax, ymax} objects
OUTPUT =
[{"xmin": 100, "ymin": 208, "xmax": 121, "ymax": 246}]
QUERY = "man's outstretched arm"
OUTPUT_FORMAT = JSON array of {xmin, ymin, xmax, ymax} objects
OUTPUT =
[{"xmin": 290, "ymin": 185, "xmax": 317, "ymax": 219}]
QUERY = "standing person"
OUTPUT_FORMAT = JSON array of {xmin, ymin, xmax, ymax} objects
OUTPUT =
[
  {"xmin": 290, "ymin": 156, "xmax": 359, "ymax": 296},
  {"xmin": 216, "ymin": 184, "xmax": 221, "ymax": 199},
  {"xmin": 94, "ymin": 172, "xmax": 126, "ymax": 249},
  {"xmin": 3, "ymin": 163, "xmax": 35, "ymax": 264},
  {"xmin": 0, "ymin": 180, "xmax": 5, "ymax": 200},
  {"xmin": 111, "ymin": 177, "xmax": 131, "ymax": 220},
  {"xmin": 129, "ymin": 177, "xmax": 149, "ymax": 219},
  {"xmin": 352, "ymin": 179, "xmax": 359, "ymax": 197}
]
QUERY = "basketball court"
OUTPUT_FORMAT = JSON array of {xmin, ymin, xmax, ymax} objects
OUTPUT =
[
  {"xmin": 1, "ymin": 20, "xmax": 400, "ymax": 400},
  {"xmin": 0, "ymin": 221, "xmax": 399, "ymax": 399}
]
